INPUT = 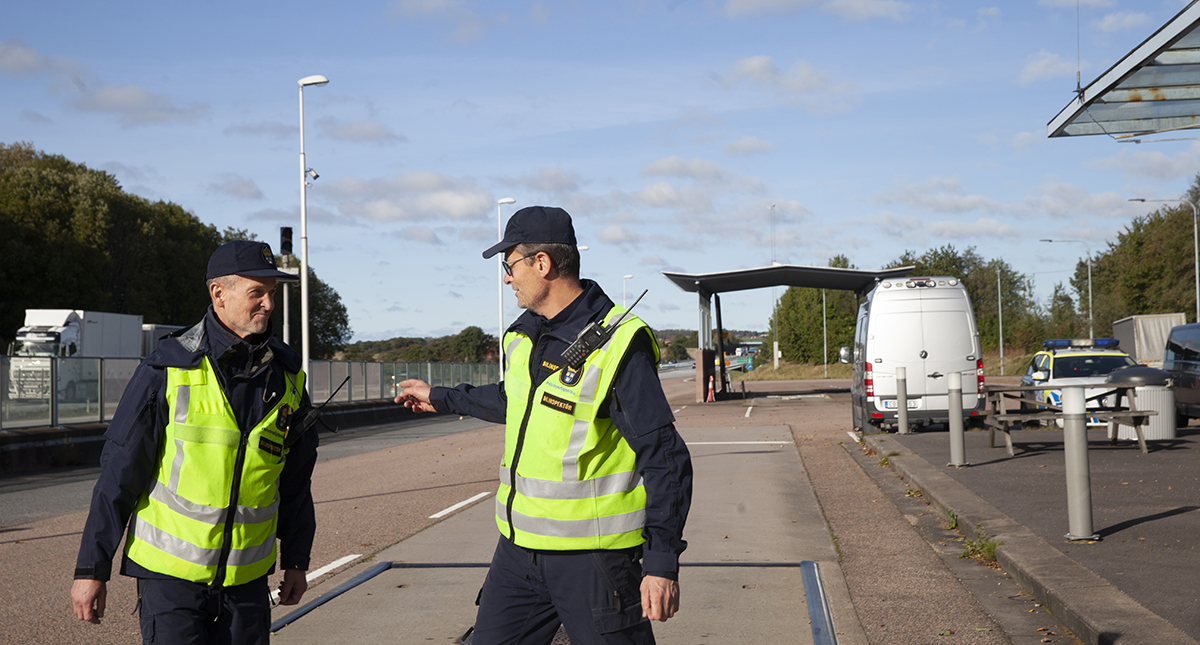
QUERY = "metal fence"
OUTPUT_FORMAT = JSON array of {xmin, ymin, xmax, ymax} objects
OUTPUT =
[{"xmin": 1, "ymin": 356, "xmax": 500, "ymax": 432}]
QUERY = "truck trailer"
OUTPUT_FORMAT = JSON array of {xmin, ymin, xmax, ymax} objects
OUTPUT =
[
  {"xmin": 1112, "ymin": 313, "xmax": 1187, "ymax": 368},
  {"xmin": 8, "ymin": 310, "xmax": 143, "ymax": 400}
]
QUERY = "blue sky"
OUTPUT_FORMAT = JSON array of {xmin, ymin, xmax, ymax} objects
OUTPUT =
[{"xmin": 4, "ymin": 1, "xmax": 1199, "ymax": 341}]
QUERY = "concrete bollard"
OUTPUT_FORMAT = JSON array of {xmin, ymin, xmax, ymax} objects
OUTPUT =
[
  {"xmin": 947, "ymin": 371, "xmax": 967, "ymax": 466},
  {"xmin": 1062, "ymin": 386, "xmax": 1098, "ymax": 540},
  {"xmin": 896, "ymin": 367, "xmax": 909, "ymax": 434}
]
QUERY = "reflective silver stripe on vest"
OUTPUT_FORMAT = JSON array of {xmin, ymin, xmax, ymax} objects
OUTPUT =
[
  {"xmin": 577, "ymin": 364, "xmax": 603, "ymax": 405},
  {"xmin": 168, "ymin": 439, "xmax": 185, "ymax": 492},
  {"xmin": 174, "ymin": 385, "xmax": 189, "ymax": 423},
  {"xmin": 500, "ymin": 466, "xmax": 642, "ymax": 500},
  {"xmin": 504, "ymin": 337, "xmax": 523, "ymax": 371},
  {"xmin": 130, "ymin": 515, "xmax": 221, "ymax": 567},
  {"xmin": 225, "ymin": 535, "xmax": 278, "ymax": 568},
  {"xmin": 561, "ymin": 418, "xmax": 590, "ymax": 482},
  {"xmin": 508, "ymin": 506, "xmax": 646, "ymax": 539},
  {"xmin": 148, "ymin": 479, "xmax": 280, "ymax": 526}
]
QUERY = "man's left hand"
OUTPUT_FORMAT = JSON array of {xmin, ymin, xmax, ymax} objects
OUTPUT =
[
  {"xmin": 278, "ymin": 569, "xmax": 308, "ymax": 606},
  {"xmin": 640, "ymin": 575, "xmax": 679, "ymax": 622}
]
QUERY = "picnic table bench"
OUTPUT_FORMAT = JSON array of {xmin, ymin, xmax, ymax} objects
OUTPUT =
[{"xmin": 982, "ymin": 384, "xmax": 1156, "ymax": 457}]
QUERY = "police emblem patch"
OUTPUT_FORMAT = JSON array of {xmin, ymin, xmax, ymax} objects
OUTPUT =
[
  {"xmin": 260, "ymin": 244, "xmax": 276, "ymax": 266},
  {"xmin": 560, "ymin": 365, "xmax": 582, "ymax": 386},
  {"xmin": 276, "ymin": 405, "xmax": 291, "ymax": 431}
]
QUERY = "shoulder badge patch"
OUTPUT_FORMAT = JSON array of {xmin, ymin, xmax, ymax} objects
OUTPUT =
[
  {"xmin": 540, "ymin": 392, "xmax": 576, "ymax": 415},
  {"xmin": 560, "ymin": 365, "xmax": 582, "ymax": 386}
]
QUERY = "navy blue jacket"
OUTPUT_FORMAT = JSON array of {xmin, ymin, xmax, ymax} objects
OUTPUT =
[
  {"xmin": 74, "ymin": 308, "xmax": 318, "ymax": 582},
  {"xmin": 430, "ymin": 280, "xmax": 692, "ymax": 579}
]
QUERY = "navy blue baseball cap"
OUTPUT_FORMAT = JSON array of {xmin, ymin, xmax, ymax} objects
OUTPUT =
[
  {"xmin": 206, "ymin": 241, "xmax": 299, "ymax": 282},
  {"xmin": 482, "ymin": 206, "xmax": 578, "ymax": 259}
]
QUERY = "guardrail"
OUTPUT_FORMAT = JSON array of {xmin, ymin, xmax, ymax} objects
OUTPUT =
[{"xmin": 0, "ymin": 356, "xmax": 500, "ymax": 432}]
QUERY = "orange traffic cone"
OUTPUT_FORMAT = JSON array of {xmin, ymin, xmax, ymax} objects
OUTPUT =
[{"xmin": 706, "ymin": 375, "xmax": 715, "ymax": 402}]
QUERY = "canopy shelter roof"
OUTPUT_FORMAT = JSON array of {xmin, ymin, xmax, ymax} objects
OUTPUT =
[
  {"xmin": 661, "ymin": 264, "xmax": 916, "ymax": 298},
  {"xmin": 1049, "ymin": 1, "xmax": 1200, "ymax": 138}
]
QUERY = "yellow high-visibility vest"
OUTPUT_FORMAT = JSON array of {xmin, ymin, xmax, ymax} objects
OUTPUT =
[
  {"xmin": 124, "ymin": 357, "xmax": 305, "ymax": 586},
  {"xmin": 497, "ymin": 306, "xmax": 660, "ymax": 550}
]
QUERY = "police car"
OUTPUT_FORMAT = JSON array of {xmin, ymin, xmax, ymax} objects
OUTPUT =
[{"xmin": 1020, "ymin": 339, "xmax": 1137, "ymax": 426}]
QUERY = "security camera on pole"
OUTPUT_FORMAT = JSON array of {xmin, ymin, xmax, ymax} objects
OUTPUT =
[{"xmin": 298, "ymin": 74, "xmax": 328, "ymax": 386}]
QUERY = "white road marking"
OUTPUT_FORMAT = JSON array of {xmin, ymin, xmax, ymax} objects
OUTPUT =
[
  {"xmin": 847, "ymin": 431, "xmax": 861, "ymax": 443},
  {"xmin": 687, "ymin": 441, "xmax": 793, "ymax": 445},
  {"xmin": 673, "ymin": 405, "xmax": 687, "ymax": 414},
  {"xmin": 430, "ymin": 491, "xmax": 492, "ymax": 519},
  {"xmin": 744, "ymin": 406, "xmax": 753, "ymax": 418},
  {"xmin": 270, "ymin": 553, "xmax": 362, "ymax": 602}
]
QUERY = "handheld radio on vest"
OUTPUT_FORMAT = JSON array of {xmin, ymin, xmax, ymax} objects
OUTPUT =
[
  {"xmin": 285, "ymin": 375, "xmax": 350, "ymax": 446},
  {"xmin": 560, "ymin": 289, "xmax": 647, "ymax": 370}
]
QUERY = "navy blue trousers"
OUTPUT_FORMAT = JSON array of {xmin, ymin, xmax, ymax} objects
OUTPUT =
[
  {"xmin": 471, "ymin": 538, "xmax": 655, "ymax": 645},
  {"xmin": 136, "ymin": 576, "xmax": 270, "ymax": 645}
]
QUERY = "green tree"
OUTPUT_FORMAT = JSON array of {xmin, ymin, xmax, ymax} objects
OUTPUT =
[
  {"xmin": 758, "ymin": 255, "xmax": 858, "ymax": 367},
  {"xmin": 664, "ymin": 342, "xmax": 691, "ymax": 362},
  {"xmin": 269, "ymin": 264, "xmax": 352, "ymax": 360},
  {"xmin": 450, "ymin": 326, "xmax": 491, "ymax": 363}
]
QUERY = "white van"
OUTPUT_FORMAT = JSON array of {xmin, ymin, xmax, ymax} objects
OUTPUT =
[{"xmin": 841, "ymin": 276, "xmax": 985, "ymax": 432}]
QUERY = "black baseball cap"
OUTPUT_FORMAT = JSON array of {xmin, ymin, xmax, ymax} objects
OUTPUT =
[
  {"xmin": 206, "ymin": 241, "xmax": 299, "ymax": 283},
  {"xmin": 482, "ymin": 206, "xmax": 578, "ymax": 259}
]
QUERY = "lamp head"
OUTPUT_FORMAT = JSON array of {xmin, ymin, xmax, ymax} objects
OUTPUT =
[
  {"xmin": 623, "ymin": 274, "xmax": 633, "ymax": 279},
  {"xmin": 299, "ymin": 75, "xmax": 330, "ymax": 88},
  {"xmin": 498, "ymin": 197, "xmax": 516, "ymax": 205}
]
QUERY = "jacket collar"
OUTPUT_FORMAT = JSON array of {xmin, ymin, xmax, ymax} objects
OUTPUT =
[
  {"xmin": 147, "ymin": 307, "xmax": 301, "ymax": 374},
  {"xmin": 509, "ymin": 279, "xmax": 614, "ymax": 343}
]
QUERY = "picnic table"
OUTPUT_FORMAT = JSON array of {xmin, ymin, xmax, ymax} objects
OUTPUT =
[{"xmin": 982, "ymin": 384, "xmax": 1155, "ymax": 457}]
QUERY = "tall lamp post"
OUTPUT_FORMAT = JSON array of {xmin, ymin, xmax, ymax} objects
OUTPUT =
[
  {"xmin": 1129, "ymin": 197, "xmax": 1200, "ymax": 322},
  {"xmin": 298, "ymin": 74, "xmax": 328, "ymax": 383},
  {"xmin": 1040, "ymin": 238, "xmax": 1093, "ymax": 339},
  {"xmin": 622, "ymin": 275, "xmax": 633, "ymax": 308},
  {"xmin": 497, "ymin": 197, "xmax": 516, "ymax": 371}
]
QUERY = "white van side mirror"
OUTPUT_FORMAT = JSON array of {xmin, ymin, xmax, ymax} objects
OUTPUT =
[
  {"xmin": 838, "ymin": 346, "xmax": 851, "ymax": 364},
  {"xmin": 1031, "ymin": 370, "xmax": 1049, "ymax": 382}
]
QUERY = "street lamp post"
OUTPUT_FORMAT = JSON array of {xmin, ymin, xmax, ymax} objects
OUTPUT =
[
  {"xmin": 622, "ymin": 275, "xmax": 633, "ymax": 308},
  {"xmin": 497, "ymin": 198, "xmax": 516, "ymax": 372},
  {"xmin": 1129, "ymin": 197, "xmax": 1200, "ymax": 322},
  {"xmin": 298, "ymin": 74, "xmax": 328, "ymax": 384},
  {"xmin": 1040, "ymin": 239, "xmax": 1093, "ymax": 339}
]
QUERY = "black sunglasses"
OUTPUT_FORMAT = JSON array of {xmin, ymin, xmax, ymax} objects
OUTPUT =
[{"xmin": 502, "ymin": 253, "xmax": 537, "ymax": 277}]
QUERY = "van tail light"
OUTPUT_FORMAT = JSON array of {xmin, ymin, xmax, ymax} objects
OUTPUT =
[
  {"xmin": 865, "ymin": 363, "xmax": 874, "ymax": 397},
  {"xmin": 976, "ymin": 358, "xmax": 984, "ymax": 394}
]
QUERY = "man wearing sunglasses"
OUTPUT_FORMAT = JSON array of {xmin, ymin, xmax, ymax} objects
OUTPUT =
[
  {"xmin": 396, "ymin": 206, "xmax": 692, "ymax": 645},
  {"xmin": 70, "ymin": 241, "xmax": 318, "ymax": 645}
]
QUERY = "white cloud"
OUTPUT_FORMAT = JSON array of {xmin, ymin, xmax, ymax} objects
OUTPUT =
[
  {"xmin": 1022, "ymin": 179, "xmax": 1138, "ymax": 219},
  {"xmin": 224, "ymin": 121, "xmax": 296, "ymax": 139},
  {"xmin": 1091, "ymin": 143, "xmax": 1200, "ymax": 181},
  {"xmin": 210, "ymin": 173, "xmax": 264, "ymax": 200},
  {"xmin": 316, "ymin": 117, "xmax": 406, "ymax": 144},
  {"xmin": 875, "ymin": 177, "xmax": 1005, "ymax": 214},
  {"xmin": 632, "ymin": 181, "xmax": 682, "ymax": 208},
  {"xmin": 1016, "ymin": 50, "xmax": 1076, "ymax": 86},
  {"xmin": 20, "ymin": 109, "xmax": 52, "ymax": 124},
  {"xmin": 724, "ymin": 0, "xmax": 909, "ymax": 20},
  {"xmin": 388, "ymin": 0, "xmax": 486, "ymax": 43},
  {"xmin": 1039, "ymin": 0, "xmax": 1113, "ymax": 7},
  {"xmin": 643, "ymin": 156, "xmax": 729, "ymax": 182},
  {"xmin": 822, "ymin": 0, "xmax": 910, "ymax": 21},
  {"xmin": 1097, "ymin": 11, "xmax": 1149, "ymax": 33},
  {"xmin": 1010, "ymin": 131, "xmax": 1039, "ymax": 150},
  {"xmin": 329, "ymin": 171, "xmax": 493, "ymax": 222},
  {"xmin": 723, "ymin": 136, "xmax": 775, "ymax": 156},
  {"xmin": 978, "ymin": 7, "xmax": 1001, "ymax": 18},
  {"xmin": 248, "ymin": 205, "xmax": 340, "ymax": 223},
  {"xmin": 74, "ymin": 83, "xmax": 209, "ymax": 127},
  {"xmin": 0, "ymin": 39, "xmax": 84, "ymax": 79},
  {"xmin": 597, "ymin": 225, "xmax": 641, "ymax": 248},
  {"xmin": 398, "ymin": 225, "xmax": 443, "ymax": 245},
  {"xmin": 500, "ymin": 167, "xmax": 580, "ymax": 193},
  {"xmin": 641, "ymin": 255, "xmax": 668, "ymax": 266},
  {"xmin": 719, "ymin": 55, "xmax": 858, "ymax": 113}
]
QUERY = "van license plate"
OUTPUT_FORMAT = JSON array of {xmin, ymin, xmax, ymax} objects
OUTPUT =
[{"xmin": 881, "ymin": 399, "xmax": 919, "ymax": 410}]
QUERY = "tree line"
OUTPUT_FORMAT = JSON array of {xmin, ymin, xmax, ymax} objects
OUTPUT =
[
  {"xmin": 0, "ymin": 142, "xmax": 350, "ymax": 358},
  {"xmin": 758, "ymin": 172, "xmax": 1200, "ymax": 367}
]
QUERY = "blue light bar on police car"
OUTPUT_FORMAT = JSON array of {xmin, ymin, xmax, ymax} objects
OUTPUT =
[{"xmin": 1042, "ymin": 338, "xmax": 1120, "ymax": 349}]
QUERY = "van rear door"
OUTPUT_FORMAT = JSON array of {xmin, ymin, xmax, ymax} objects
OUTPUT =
[{"xmin": 918, "ymin": 290, "xmax": 979, "ymax": 411}]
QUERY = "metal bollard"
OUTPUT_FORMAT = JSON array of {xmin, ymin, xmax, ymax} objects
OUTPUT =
[
  {"xmin": 1062, "ymin": 386, "xmax": 1098, "ymax": 540},
  {"xmin": 947, "ymin": 371, "xmax": 967, "ymax": 466},
  {"xmin": 896, "ymin": 367, "xmax": 909, "ymax": 434}
]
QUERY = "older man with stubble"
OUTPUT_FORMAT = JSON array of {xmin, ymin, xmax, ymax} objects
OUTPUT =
[{"xmin": 71, "ymin": 240, "xmax": 318, "ymax": 645}]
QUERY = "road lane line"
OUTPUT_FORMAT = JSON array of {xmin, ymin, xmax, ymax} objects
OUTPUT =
[
  {"xmin": 686, "ymin": 441, "xmax": 793, "ymax": 445},
  {"xmin": 430, "ymin": 491, "xmax": 492, "ymax": 519},
  {"xmin": 745, "ymin": 406, "xmax": 753, "ymax": 418},
  {"xmin": 673, "ymin": 405, "xmax": 688, "ymax": 414},
  {"xmin": 271, "ymin": 553, "xmax": 362, "ymax": 602}
]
